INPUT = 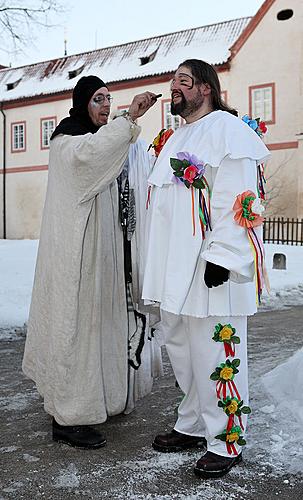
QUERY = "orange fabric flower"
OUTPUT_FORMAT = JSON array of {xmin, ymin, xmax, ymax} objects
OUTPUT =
[
  {"xmin": 233, "ymin": 190, "xmax": 264, "ymax": 228},
  {"xmin": 153, "ymin": 129, "xmax": 174, "ymax": 157}
]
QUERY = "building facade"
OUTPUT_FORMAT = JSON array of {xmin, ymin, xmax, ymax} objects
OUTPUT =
[{"xmin": 0, "ymin": 0, "xmax": 302, "ymax": 238}]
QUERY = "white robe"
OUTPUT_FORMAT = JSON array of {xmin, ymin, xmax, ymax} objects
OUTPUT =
[
  {"xmin": 142, "ymin": 111, "xmax": 271, "ymax": 318},
  {"xmin": 22, "ymin": 117, "xmax": 141, "ymax": 426}
]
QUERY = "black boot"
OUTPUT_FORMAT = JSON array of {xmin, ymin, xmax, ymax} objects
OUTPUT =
[
  {"xmin": 52, "ymin": 418, "xmax": 106, "ymax": 449},
  {"xmin": 194, "ymin": 451, "xmax": 242, "ymax": 478},
  {"xmin": 152, "ymin": 429, "xmax": 206, "ymax": 453}
]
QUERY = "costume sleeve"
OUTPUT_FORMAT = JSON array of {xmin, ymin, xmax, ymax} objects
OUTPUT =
[
  {"xmin": 71, "ymin": 116, "xmax": 141, "ymax": 203},
  {"xmin": 201, "ymin": 156, "xmax": 261, "ymax": 283}
]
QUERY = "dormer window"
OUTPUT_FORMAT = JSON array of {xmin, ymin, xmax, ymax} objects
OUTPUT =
[
  {"xmin": 6, "ymin": 78, "xmax": 22, "ymax": 91},
  {"xmin": 139, "ymin": 48, "xmax": 158, "ymax": 66},
  {"xmin": 68, "ymin": 64, "xmax": 85, "ymax": 79},
  {"xmin": 277, "ymin": 9, "xmax": 293, "ymax": 21}
]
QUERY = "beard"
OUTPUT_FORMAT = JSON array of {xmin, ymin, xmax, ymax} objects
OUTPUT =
[{"xmin": 171, "ymin": 90, "xmax": 204, "ymax": 118}]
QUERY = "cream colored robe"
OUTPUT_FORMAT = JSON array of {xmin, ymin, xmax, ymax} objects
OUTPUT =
[{"xmin": 22, "ymin": 117, "xmax": 140, "ymax": 426}]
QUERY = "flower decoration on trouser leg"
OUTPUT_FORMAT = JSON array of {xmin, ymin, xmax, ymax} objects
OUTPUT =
[
  {"xmin": 218, "ymin": 397, "xmax": 251, "ymax": 435},
  {"xmin": 210, "ymin": 359, "xmax": 241, "ymax": 401},
  {"xmin": 215, "ymin": 426, "xmax": 247, "ymax": 456},
  {"xmin": 170, "ymin": 152, "xmax": 211, "ymax": 238},
  {"xmin": 210, "ymin": 322, "xmax": 251, "ymax": 456},
  {"xmin": 212, "ymin": 323, "xmax": 240, "ymax": 357},
  {"xmin": 233, "ymin": 190, "xmax": 267, "ymax": 304}
]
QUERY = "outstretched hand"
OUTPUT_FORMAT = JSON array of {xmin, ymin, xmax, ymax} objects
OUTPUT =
[
  {"xmin": 204, "ymin": 262, "xmax": 229, "ymax": 288},
  {"xmin": 128, "ymin": 91, "xmax": 159, "ymax": 121}
]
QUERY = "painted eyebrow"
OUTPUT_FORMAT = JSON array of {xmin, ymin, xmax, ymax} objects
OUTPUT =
[{"xmin": 177, "ymin": 73, "xmax": 193, "ymax": 78}]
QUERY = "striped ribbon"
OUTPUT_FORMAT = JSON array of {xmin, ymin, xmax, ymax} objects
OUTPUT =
[
  {"xmin": 257, "ymin": 163, "xmax": 266, "ymax": 200},
  {"xmin": 248, "ymin": 227, "xmax": 265, "ymax": 304},
  {"xmin": 191, "ymin": 180, "xmax": 211, "ymax": 238}
]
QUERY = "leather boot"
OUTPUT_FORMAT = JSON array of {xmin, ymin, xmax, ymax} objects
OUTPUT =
[
  {"xmin": 52, "ymin": 418, "xmax": 106, "ymax": 449},
  {"xmin": 152, "ymin": 429, "xmax": 206, "ymax": 453},
  {"xmin": 194, "ymin": 451, "xmax": 242, "ymax": 478}
]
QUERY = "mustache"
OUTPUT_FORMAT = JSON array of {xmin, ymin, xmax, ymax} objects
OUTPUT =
[{"xmin": 171, "ymin": 90, "xmax": 183, "ymax": 98}]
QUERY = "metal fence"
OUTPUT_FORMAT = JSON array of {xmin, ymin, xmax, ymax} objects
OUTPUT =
[{"xmin": 263, "ymin": 217, "xmax": 303, "ymax": 245}]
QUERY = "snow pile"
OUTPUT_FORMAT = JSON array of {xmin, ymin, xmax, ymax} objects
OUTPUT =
[{"xmin": 0, "ymin": 239, "xmax": 38, "ymax": 329}]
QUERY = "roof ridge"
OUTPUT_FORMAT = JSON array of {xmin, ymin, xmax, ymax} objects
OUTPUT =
[{"xmin": 0, "ymin": 16, "xmax": 252, "ymax": 72}]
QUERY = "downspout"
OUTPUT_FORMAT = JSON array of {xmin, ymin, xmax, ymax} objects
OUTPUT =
[{"xmin": 1, "ymin": 103, "xmax": 6, "ymax": 239}]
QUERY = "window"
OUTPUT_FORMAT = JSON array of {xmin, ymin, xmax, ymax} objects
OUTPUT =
[
  {"xmin": 41, "ymin": 117, "xmax": 56, "ymax": 149},
  {"xmin": 117, "ymin": 105, "xmax": 130, "ymax": 114},
  {"xmin": 249, "ymin": 83, "xmax": 275, "ymax": 123},
  {"xmin": 68, "ymin": 64, "xmax": 85, "ymax": 79},
  {"xmin": 11, "ymin": 122, "xmax": 26, "ymax": 152},
  {"xmin": 139, "ymin": 48, "xmax": 158, "ymax": 66},
  {"xmin": 221, "ymin": 91, "xmax": 227, "ymax": 103},
  {"xmin": 162, "ymin": 100, "xmax": 183, "ymax": 130}
]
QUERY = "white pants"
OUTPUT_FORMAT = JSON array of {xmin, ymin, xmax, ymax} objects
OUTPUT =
[{"xmin": 159, "ymin": 310, "xmax": 249, "ymax": 457}]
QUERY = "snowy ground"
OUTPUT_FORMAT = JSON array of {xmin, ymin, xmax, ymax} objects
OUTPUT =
[
  {"xmin": 0, "ymin": 240, "xmax": 303, "ymax": 498},
  {"xmin": 0, "ymin": 240, "xmax": 303, "ymax": 329}
]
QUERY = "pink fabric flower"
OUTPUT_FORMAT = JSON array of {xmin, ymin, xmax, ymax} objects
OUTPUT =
[{"xmin": 183, "ymin": 165, "xmax": 198, "ymax": 184}]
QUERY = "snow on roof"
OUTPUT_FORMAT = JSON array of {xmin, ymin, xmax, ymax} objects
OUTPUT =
[{"xmin": 0, "ymin": 17, "xmax": 251, "ymax": 103}]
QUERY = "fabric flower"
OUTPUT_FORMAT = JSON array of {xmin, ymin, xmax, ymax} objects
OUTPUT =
[
  {"xmin": 233, "ymin": 190, "xmax": 264, "ymax": 229},
  {"xmin": 226, "ymin": 431, "xmax": 240, "ymax": 443},
  {"xmin": 220, "ymin": 366, "xmax": 234, "ymax": 381},
  {"xmin": 251, "ymin": 197, "xmax": 265, "ymax": 216},
  {"xmin": 219, "ymin": 325, "xmax": 233, "ymax": 341},
  {"xmin": 148, "ymin": 128, "xmax": 174, "ymax": 157},
  {"xmin": 242, "ymin": 114, "xmax": 268, "ymax": 137},
  {"xmin": 183, "ymin": 165, "xmax": 199, "ymax": 184},
  {"xmin": 227, "ymin": 399, "xmax": 239, "ymax": 414},
  {"xmin": 210, "ymin": 359, "xmax": 240, "ymax": 384},
  {"xmin": 218, "ymin": 396, "xmax": 251, "ymax": 417},
  {"xmin": 258, "ymin": 121, "xmax": 267, "ymax": 134}
]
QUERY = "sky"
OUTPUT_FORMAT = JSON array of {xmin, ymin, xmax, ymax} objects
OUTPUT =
[{"xmin": 2, "ymin": 0, "xmax": 265, "ymax": 68}]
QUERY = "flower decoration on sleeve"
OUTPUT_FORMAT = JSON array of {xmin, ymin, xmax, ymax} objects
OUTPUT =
[
  {"xmin": 148, "ymin": 128, "xmax": 174, "ymax": 157},
  {"xmin": 233, "ymin": 190, "xmax": 268, "ymax": 304},
  {"xmin": 242, "ymin": 114, "xmax": 267, "ymax": 137},
  {"xmin": 212, "ymin": 323, "xmax": 240, "ymax": 357},
  {"xmin": 170, "ymin": 152, "xmax": 211, "ymax": 239}
]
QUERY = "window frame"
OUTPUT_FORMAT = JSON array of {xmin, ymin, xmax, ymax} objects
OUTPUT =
[
  {"xmin": 221, "ymin": 90, "xmax": 228, "ymax": 103},
  {"xmin": 40, "ymin": 116, "xmax": 57, "ymax": 150},
  {"xmin": 117, "ymin": 104, "xmax": 130, "ymax": 114},
  {"xmin": 161, "ymin": 99, "xmax": 184, "ymax": 130},
  {"xmin": 11, "ymin": 121, "xmax": 26, "ymax": 153},
  {"xmin": 249, "ymin": 83, "xmax": 275, "ymax": 124}
]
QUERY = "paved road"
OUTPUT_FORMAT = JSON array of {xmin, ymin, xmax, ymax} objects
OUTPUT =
[{"xmin": 1, "ymin": 306, "xmax": 303, "ymax": 499}]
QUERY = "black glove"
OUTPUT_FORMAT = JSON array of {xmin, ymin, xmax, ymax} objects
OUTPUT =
[{"xmin": 204, "ymin": 262, "xmax": 229, "ymax": 288}]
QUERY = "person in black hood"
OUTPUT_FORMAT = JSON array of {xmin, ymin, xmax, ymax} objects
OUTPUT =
[
  {"xmin": 22, "ymin": 75, "xmax": 158, "ymax": 450},
  {"xmin": 51, "ymin": 75, "xmax": 109, "ymax": 138}
]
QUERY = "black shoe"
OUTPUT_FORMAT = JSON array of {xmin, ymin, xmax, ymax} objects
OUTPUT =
[
  {"xmin": 194, "ymin": 451, "xmax": 242, "ymax": 479},
  {"xmin": 52, "ymin": 418, "xmax": 106, "ymax": 449},
  {"xmin": 152, "ymin": 429, "xmax": 206, "ymax": 453}
]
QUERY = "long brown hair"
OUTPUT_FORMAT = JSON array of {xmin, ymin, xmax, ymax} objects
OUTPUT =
[{"xmin": 179, "ymin": 59, "xmax": 238, "ymax": 116}]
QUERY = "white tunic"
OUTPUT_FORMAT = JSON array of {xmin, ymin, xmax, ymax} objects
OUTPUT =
[
  {"xmin": 22, "ymin": 117, "xmax": 140, "ymax": 426},
  {"xmin": 142, "ymin": 111, "xmax": 270, "ymax": 318}
]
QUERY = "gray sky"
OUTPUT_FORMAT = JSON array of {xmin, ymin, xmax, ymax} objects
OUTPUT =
[{"xmin": 5, "ymin": 0, "xmax": 265, "ymax": 67}]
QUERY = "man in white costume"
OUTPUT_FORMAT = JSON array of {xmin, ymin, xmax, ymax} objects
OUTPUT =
[
  {"xmin": 22, "ymin": 76, "xmax": 158, "ymax": 449},
  {"xmin": 142, "ymin": 60, "xmax": 270, "ymax": 478}
]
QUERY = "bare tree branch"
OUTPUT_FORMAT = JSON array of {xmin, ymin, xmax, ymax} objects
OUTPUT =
[{"xmin": 0, "ymin": 1, "xmax": 66, "ymax": 59}]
